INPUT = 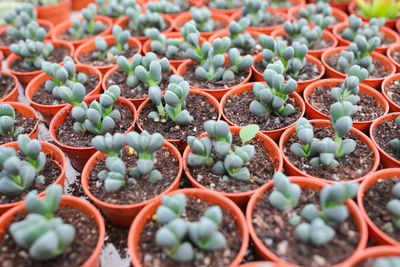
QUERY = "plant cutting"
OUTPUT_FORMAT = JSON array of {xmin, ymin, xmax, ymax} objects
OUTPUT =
[
  {"xmin": 95, "ymin": 0, "xmax": 143, "ymax": 21},
  {"xmin": 147, "ymin": 0, "xmax": 190, "ymax": 17},
  {"xmin": 24, "ymin": 0, "xmax": 70, "ymax": 26},
  {"xmin": 0, "ymin": 184, "xmax": 106, "ymax": 266},
  {"xmin": 81, "ymin": 131, "xmax": 183, "ymax": 226},
  {"xmin": 0, "ymin": 71, "xmax": 19, "ymax": 102}
]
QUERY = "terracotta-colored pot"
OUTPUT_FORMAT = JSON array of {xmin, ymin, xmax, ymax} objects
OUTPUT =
[
  {"xmin": 246, "ymin": 176, "xmax": 368, "ymax": 266},
  {"xmin": 35, "ymin": 0, "xmax": 71, "ymax": 26},
  {"xmin": 25, "ymin": 64, "xmax": 102, "ymax": 126},
  {"xmin": 271, "ymin": 26, "xmax": 338, "ymax": 59},
  {"xmin": 288, "ymin": 5, "xmax": 348, "ymax": 33},
  {"xmin": 5, "ymin": 40, "xmax": 75, "ymax": 87},
  {"xmin": 348, "ymin": 0, "xmax": 398, "ymax": 29},
  {"xmin": 0, "ymin": 194, "xmax": 105, "ymax": 267},
  {"xmin": 387, "ymin": 43, "xmax": 400, "ymax": 72},
  {"xmin": 251, "ymin": 53, "xmax": 325, "ymax": 94},
  {"xmin": 358, "ymin": 168, "xmax": 400, "ymax": 247},
  {"xmin": 321, "ymin": 46, "xmax": 396, "ymax": 89},
  {"xmin": 332, "ymin": 22, "xmax": 400, "ymax": 54},
  {"xmin": 220, "ymin": 82, "xmax": 305, "ymax": 142},
  {"xmin": 183, "ymin": 126, "xmax": 283, "ymax": 208},
  {"xmin": 266, "ymin": 0, "xmax": 306, "ymax": 13},
  {"xmin": 176, "ymin": 59, "xmax": 252, "ymax": 100},
  {"xmin": 239, "ymin": 262, "xmax": 276, "ymax": 267},
  {"xmin": 49, "ymin": 95, "xmax": 137, "ymax": 172},
  {"xmin": 102, "ymin": 64, "xmax": 177, "ymax": 109},
  {"xmin": 279, "ymin": 119, "xmax": 380, "ymax": 183},
  {"xmin": 0, "ymin": 71, "xmax": 19, "ymax": 102},
  {"xmin": 143, "ymin": 32, "xmax": 207, "ymax": 69},
  {"xmin": 173, "ymin": 11, "xmax": 231, "ymax": 39},
  {"xmin": 128, "ymin": 188, "xmax": 249, "ymax": 266},
  {"xmin": 74, "ymin": 35, "xmax": 142, "ymax": 75},
  {"xmin": 397, "ymin": 19, "xmax": 400, "ymax": 35},
  {"xmin": 71, "ymin": 0, "xmax": 94, "ymax": 11},
  {"xmin": 347, "ymin": 246, "xmax": 400, "ymax": 266},
  {"xmin": 115, "ymin": 15, "xmax": 175, "ymax": 45},
  {"xmin": 381, "ymin": 73, "xmax": 400, "ymax": 112},
  {"xmin": 51, "ymin": 15, "xmax": 113, "ymax": 49},
  {"xmin": 303, "ymin": 78, "xmax": 389, "ymax": 133},
  {"xmin": 369, "ymin": 112, "xmax": 400, "ymax": 168}
]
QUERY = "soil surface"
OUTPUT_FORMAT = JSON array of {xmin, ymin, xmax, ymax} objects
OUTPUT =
[
  {"xmin": 252, "ymin": 188, "xmax": 359, "ymax": 266},
  {"xmin": 308, "ymin": 85, "xmax": 385, "ymax": 122},
  {"xmin": 391, "ymin": 49, "xmax": 400, "ymax": 65},
  {"xmin": 283, "ymin": 125, "xmax": 375, "ymax": 181},
  {"xmin": 339, "ymin": 30, "xmax": 394, "ymax": 46},
  {"xmin": 56, "ymin": 104, "xmax": 134, "ymax": 147},
  {"xmin": 275, "ymin": 33, "xmax": 333, "ymax": 50},
  {"xmin": 224, "ymin": 91, "xmax": 303, "ymax": 131},
  {"xmin": 77, "ymin": 46, "xmax": 138, "ymax": 67},
  {"xmin": 384, "ymin": 76, "xmax": 400, "ymax": 107},
  {"xmin": 139, "ymin": 197, "xmax": 242, "ymax": 267},
  {"xmin": 0, "ymin": 73, "xmax": 16, "ymax": 99},
  {"xmin": 89, "ymin": 147, "xmax": 179, "ymax": 205},
  {"xmin": 0, "ymin": 208, "xmax": 99, "ymax": 267},
  {"xmin": 0, "ymin": 113, "xmax": 37, "ymax": 145},
  {"xmin": 373, "ymin": 119, "xmax": 400, "ymax": 161},
  {"xmin": 188, "ymin": 134, "xmax": 276, "ymax": 193},
  {"xmin": 255, "ymin": 60, "xmax": 320, "ymax": 82}
]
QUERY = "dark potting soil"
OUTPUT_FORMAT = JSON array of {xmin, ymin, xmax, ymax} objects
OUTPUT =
[
  {"xmin": 223, "ymin": 91, "xmax": 303, "ymax": 131},
  {"xmin": 363, "ymin": 177, "xmax": 400, "ymax": 243},
  {"xmin": 181, "ymin": 64, "xmax": 250, "ymax": 90},
  {"xmin": 152, "ymin": 48, "xmax": 187, "ymax": 61},
  {"xmin": 88, "ymin": 147, "xmax": 179, "ymax": 205},
  {"xmin": 0, "ymin": 153, "xmax": 61, "ymax": 204},
  {"xmin": 255, "ymin": 60, "xmax": 320, "ymax": 82},
  {"xmin": 326, "ymin": 53, "xmax": 390, "ymax": 79},
  {"xmin": 55, "ymin": 104, "xmax": 134, "ymax": 147},
  {"xmin": 384, "ymin": 78, "xmax": 400, "ymax": 107},
  {"xmin": 105, "ymin": 69, "xmax": 173, "ymax": 99},
  {"xmin": 308, "ymin": 85, "xmax": 384, "ymax": 122},
  {"xmin": 0, "ymin": 113, "xmax": 37, "ymax": 145},
  {"xmin": 188, "ymin": 134, "xmax": 276, "ymax": 193},
  {"xmin": 373, "ymin": 119, "xmax": 400, "ymax": 161},
  {"xmin": 283, "ymin": 125, "xmax": 375, "ymax": 181},
  {"xmin": 356, "ymin": 259, "xmax": 379, "ymax": 267},
  {"xmin": 252, "ymin": 188, "xmax": 359, "ymax": 266},
  {"xmin": 391, "ymin": 49, "xmax": 400, "ymax": 65},
  {"xmin": 276, "ymin": 33, "xmax": 333, "ymax": 50},
  {"xmin": 126, "ymin": 23, "xmax": 172, "ymax": 38},
  {"xmin": 77, "ymin": 46, "xmax": 138, "ymax": 67},
  {"xmin": 177, "ymin": 20, "xmax": 226, "ymax": 33},
  {"xmin": 9, "ymin": 46, "xmax": 70, "ymax": 73},
  {"xmin": 339, "ymin": 30, "xmax": 394, "ymax": 46},
  {"xmin": 0, "ymin": 208, "xmax": 99, "ymax": 267},
  {"xmin": 31, "ymin": 74, "xmax": 99, "ymax": 106},
  {"xmin": 0, "ymin": 73, "xmax": 16, "ymax": 98},
  {"xmin": 138, "ymin": 94, "xmax": 218, "ymax": 141},
  {"xmin": 139, "ymin": 197, "xmax": 242, "ymax": 267}
]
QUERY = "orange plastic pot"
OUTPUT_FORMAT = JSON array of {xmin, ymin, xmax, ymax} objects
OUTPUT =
[
  {"xmin": 358, "ymin": 168, "xmax": 400, "ymax": 247},
  {"xmin": 0, "ymin": 72, "xmax": 19, "ymax": 102},
  {"xmin": 128, "ymin": 188, "xmax": 249, "ymax": 267},
  {"xmin": 220, "ymin": 82, "xmax": 305, "ymax": 142},
  {"xmin": 49, "ymin": 95, "xmax": 137, "ymax": 172},
  {"xmin": 387, "ymin": 43, "xmax": 400, "ymax": 72},
  {"xmin": 370, "ymin": 113, "xmax": 400, "ymax": 168},
  {"xmin": 71, "ymin": 0, "xmax": 94, "ymax": 11},
  {"xmin": 381, "ymin": 73, "xmax": 400, "ymax": 112},
  {"xmin": 176, "ymin": 59, "xmax": 252, "ymax": 100},
  {"xmin": 74, "ymin": 35, "xmax": 142, "ymax": 75},
  {"xmin": 173, "ymin": 11, "xmax": 231, "ymax": 39},
  {"xmin": 332, "ymin": 22, "xmax": 400, "ymax": 54},
  {"xmin": 303, "ymin": 78, "xmax": 389, "ymax": 133},
  {"xmin": 246, "ymin": 176, "xmax": 368, "ymax": 266},
  {"xmin": 0, "ymin": 140, "xmax": 66, "ymax": 216},
  {"xmin": 51, "ymin": 15, "xmax": 113, "ymax": 49},
  {"xmin": 347, "ymin": 246, "xmax": 400, "ymax": 266},
  {"xmin": 81, "ymin": 140, "xmax": 182, "ymax": 227},
  {"xmin": 25, "ymin": 64, "xmax": 102, "ymax": 125},
  {"xmin": 239, "ymin": 262, "xmax": 276, "ymax": 267},
  {"xmin": 271, "ymin": 26, "xmax": 338, "ymax": 59},
  {"xmin": 251, "ymin": 53, "xmax": 325, "ymax": 94},
  {"xmin": 5, "ymin": 40, "xmax": 75, "ymax": 87},
  {"xmin": 35, "ymin": 0, "xmax": 71, "ymax": 26},
  {"xmin": 266, "ymin": 0, "xmax": 306, "ymax": 13},
  {"xmin": 348, "ymin": 0, "xmax": 398, "ymax": 29},
  {"xmin": 0, "ymin": 194, "xmax": 105, "ymax": 267},
  {"xmin": 321, "ymin": 46, "xmax": 396, "ymax": 89},
  {"xmin": 182, "ymin": 126, "xmax": 283, "ymax": 208},
  {"xmin": 279, "ymin": 119, "xmax": 380, "ymax": 183}
]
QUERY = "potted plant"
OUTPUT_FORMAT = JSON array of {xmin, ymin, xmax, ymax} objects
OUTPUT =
[
  {"xmin": 71, "ymin": 0, "xmax": 95, "ymax": 11},
  {"xmin": 303, "ymin": 65, "xmax": 389, "ymax": 132},
  {"xmin": 95, "ymin": 0, "xmax": 145, "ymax": 23},
  {"xmin": 25, "ymin": 56, "xmax": 102, "ymax": 125},
  {"xmin": 203, "ymin": 0, "xmax": 244, "ymax": 16},
  {"xmin": 182, "ymin": 120, "xmax": 283, "ymax": 208},
  {"xmin": 0, "ymin": 103, "xmax": 39, "ymax": 145},
  {"xmin": 0, "ymin": 184, "xmax": 105, "ymax": 266},
  {"xmin": 28, "ymin": 0, "xmax": 71, "ymax": 26},
  {"xmin": 387, "ymin": 43, "xmax": 400, "ymax": 72},
  {"xmin": 358, "ymin": 168, "xmax": 400, "ymax": 247},
  {"xmin": 251, "ymin": 35, "xmax": 325, "ymax": 93},
  {"xmin": 81, "ymin": 131, "xmax": 182, "ymax": 227},
  {"xmin": 381, "ymin": 73, "xmax": 400, "ymax": 112},
  {"xmin": 51, "ymin": 3, "xmax": 113, "ymax": 49},
  {"xmin": 246, "ymin": 172, "xmax": 368, "ymax": 266},
  {"xmin": 127, "ymin": 188, "xmax": 249, "ymax": 266},
  {"xmin": 74, "ymin": 25, "xmax": 142, "ymax": 75},
  {"xmin": 0, "ymin": 71, "xmax": 19, "ymax": 102},
  {"xmin": 146, "ymin": 0, "xmax": 190, "ymax": 18},
  {"xmin": 49, "ymin": 85, "xmax": 136, "ymax": 171},
  {"xmin": 347, "ymin": 246, "xmax": 400, "ymax": 266},
  {"xmin": 266, "ymin": 0, "xmax": 305, "ymax": 12}
]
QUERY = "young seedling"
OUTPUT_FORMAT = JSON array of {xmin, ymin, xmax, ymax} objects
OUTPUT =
[
  {"xmin": 384, "ymin": 182, "xmax": 400, "ymax": 232},
  {"xmin": 145, "ymin": 28, "xmax": 184, "ymax": 59},
  {"xmin": 69, "ymin": 4, "xmax": 105, "ymax": 38},
  {"xmin": 17, "ymin": 134, "xmax": 46, "ymax": 175},
  {"xmin": 228, "ymin": 17, "xmax": 256, "ymax": 54},
  {"xmin": 209, "ymin": 0, "xmax": 240, "ymax": 9},
  {"xmin": 0, "ymin": 104, "xmax": 23, "ymax": 137},
  {"xmin": 9, "ymin": 184, "xmax": 76, "ymax": 261},
  {"xmin": 94, "ymin": 25, "xmax": 131, "ymax": 59},
  {"xmin": 6, "ymin": 21, "xmax": 47, "ymax": 43},
  {"xmin": 283, "ymin": 18, "xmax": 329, "ymax": 49},
  {"xmin": 298, "ymin": 2, "xmax": 336, "ymax": 29},
  {"xmin": 355, "ymin": 0, "xmax": 400, "ymax": 19},
  {"xmin": 295, "ymin": 217, "xmax": 335, "ymax": 246},
  {"xmin": 126, "ymin": 9, "xmax": 167, "ymax": 35},
  {"xmin": 96, "ymin": 0, "xmax": 140, "ymax": 19},
  {"xmin": 92, "ymin": 132, "xmax": 126, "ymax": 157},
  {"xmin": 10, "ymin": 39, "xmax": 53, "ymax": 70},
  {"xmin": 155, "ymin": 193, "xmax": 187, "ymax": 224},
  {"xmin": 23, "ymin": 0, "xmax": 60, "ymax": 5},
  {"xmin": 341, "ymin": 15, "xmax": 385, "ymax": 42},
  {"xmin": 189, "ymin": 7, "xmax": 215, "ymax": 32},
  {"xmin": 241, "ymin": 0, "xmax": 271, "ymax": 27},
  {"xmin": 185, "ymin": 35, "xmax": 231, "ymax": 66},
  {"xmin": 373, "ymin": 257, "xmax": 400, "ymax": 267},
  {"xmin": 147, "ymin": 0, "xmax": 189, "ymax": 14},
  {"xmin": 389, "ymin": 116, "xmax": 400, "ymax": 153},
  {"xmin": 3, "ymin": 3, "xmax": 36, "ymax": 29}
]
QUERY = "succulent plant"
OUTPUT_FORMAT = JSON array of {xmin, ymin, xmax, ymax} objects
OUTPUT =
[
  {"xmin": 283, "ymin": 18, "xmax": 327, "ymax": 49},
  {"xmin": 17, "ymin": 134, "xmax": 46, "ymax": 175},
  {"xmin": 342, "ymin": 15, "xmax": 385, "ymax": 42},
  {"xmin": 10, "ymin": 39, "xmax": 53, "ymax": 70},
  {"xmin": 241, "ymin": 0, "xmax": 270, "ymax": 26},
  {"xmin": 9, "ymin": 184, "xmax": 76, "ymax": 261},
  {"xmin": 6, "ymin": 20, "xmax": 47, "ymax": 44},
  {"xmin": 373, "ymin": 257, "xmax": 400, "ymax": 267},
  {"xmin": 269, "ymin": 172, "xmax": 301, "ymax": 211},
  {"xmin": 23, "ymin": 0, "xmax": 60, "ymax": 6},
  {"xmin": 189, "ymin": 7, "xmax": 215, "ymax": 32},
  {"xmin": 208, "ymin": 0, "xmax": 240, "ymax": 9},
  {"xmin": 298, "ymin": 2, "xmax": 335, "ymax": 29},
  {"xmin": 69, "ymin": 4, "xmax": 105, "ymax": 38},
  {"xmin": 92, "ymin": 132, "xmax": 126, "ymax": 157},
  {"xmin": 0, "ymin": 104, "xmax": 23, "ymax": 137},
  {"xmin": 355, "ymin": 0, "xmax": 400, "ymax": 19},
  {"xmin": 145, "ymin": 28, "xmax": 184, "ymax": 59},
  {"xmin": 96, "ymin": 0, "xmax": 140, "ymax": 18},
  {"xmin": 389, "ymin": 116, "xmax": 400, "ymax": 153},
  {"xmin": 185, "ymin": 34, "xmax": 230, "ymax": 66},
  {"xmin": 94, "ymin": 25, "xmax": 130, "ymax": 60},
  {"xmin": 384, "ymin": 182, "xmax": 400, "ymax": 231},
  {"xmin": 156, "ymin": 193, "xmax": 187, "ymax": 224},
  {"xmin": 295, "ymin": 218, "xmax": 335, "ymax": 246},
  {"xmin": 127, "ymin": 9, "xmax": 167, "ymax": 35},
  {"xmin": 228, "ymin": 17, "xmax": 256, "ymax": 54},
  {"xmin": 187, "ymin": 120, "xmax": 259, "ymax": 181},
  {"xmin": 3, "ymin": 3, "xmax": 36, "ymax": 28},
  {"xmin": 147, "ymin": 0, "xmax": 189, "ymax": 14}
]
